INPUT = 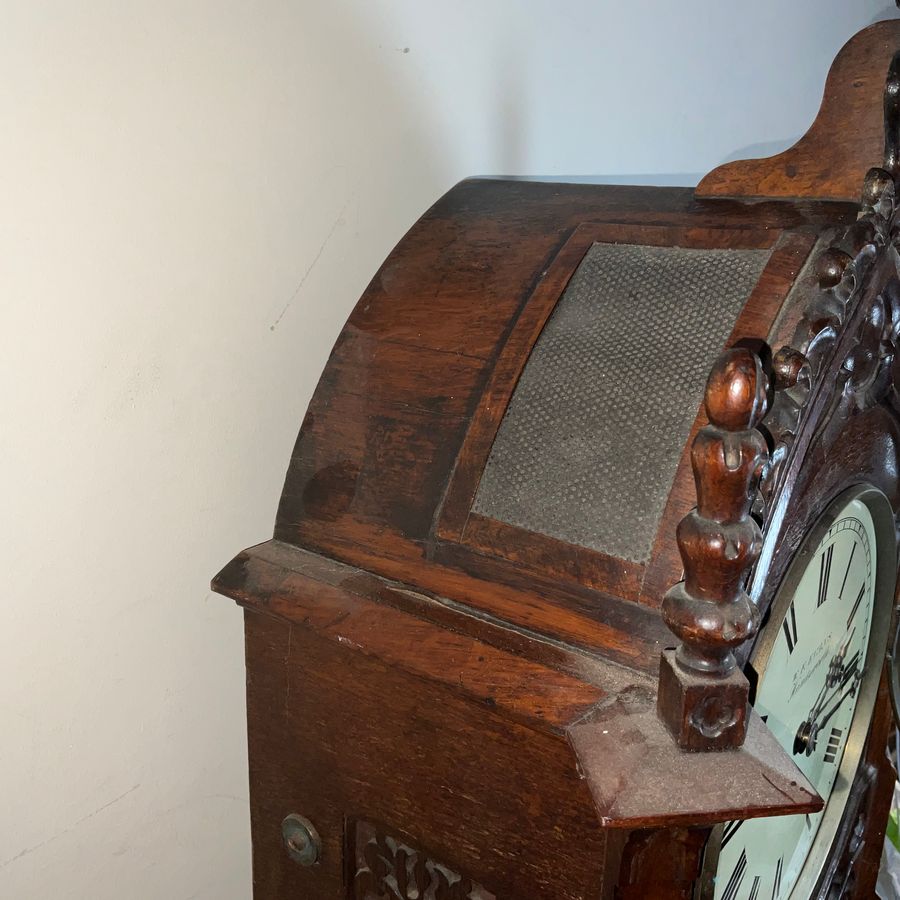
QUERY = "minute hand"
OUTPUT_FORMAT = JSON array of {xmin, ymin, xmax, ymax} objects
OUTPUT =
[
  {"xmin": 813, "ymin": 646, "xmax": 860, "ymax": 722},
  {"xmin": 817, "ymin": 668, "xmax": 864, "ymax": 732},
  {"xmin": 794, "ymin": 648, "xmax": 861, "ymax": 756}
]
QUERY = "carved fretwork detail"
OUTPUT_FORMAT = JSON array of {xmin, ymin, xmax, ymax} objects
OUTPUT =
[
  {"xmin": 658, "ymin": 347, "xmax": 769, "ymax": 751},
  {"xmin": 760, "ymin": 51, "xmax": 900, "ymax": 507},
  {"xmin": 352, "ymin": 820, "xmax": 495, "ymax": 900}
]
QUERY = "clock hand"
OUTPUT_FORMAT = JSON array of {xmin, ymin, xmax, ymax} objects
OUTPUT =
[
  {"xmin": 809, "ymin": 679, "xmax": 830, "ymax": 719},
  {"xmin": 793, "ymin": 645, "xmax": 861, "ymax": 756},
  {"xmin": 814, "ymin": 639, "xmax": 857, "ymax": 722},
  {"xmin": 840, "ymin": 649, "xmax": 861, "ymax": 686},
  {"xmin": 817, "ymin": 668, "xmax": 864, "ymax": 732},
  {"xmin": 826, "ymin": 628, "xmax": 855, "ymax": 688}
]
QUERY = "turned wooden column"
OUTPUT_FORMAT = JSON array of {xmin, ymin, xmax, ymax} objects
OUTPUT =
[{"xmin": 658, "ymin": 348, "xmax": 769, "ymax": 751}]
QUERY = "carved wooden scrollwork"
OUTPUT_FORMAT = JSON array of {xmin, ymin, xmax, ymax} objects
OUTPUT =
[
  {"xmin": 761, "ymin": 166, "xmax": 900, "ymax": 505},
  {"xmin": 352, "ymin": 820, "xmax": 495, "ymax": 900},
  {"xmin": 659, "ymin": 50, "xmax": 900, "ymax": 751}
]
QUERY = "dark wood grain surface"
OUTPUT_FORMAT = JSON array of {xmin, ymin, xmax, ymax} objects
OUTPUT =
[
  {"xmin": 272, "ymin": 178, "xmax": 855, "ymax": 665},
  {"xmin": 244, "ymin": 610, "xmax": 613, "ymax": 900}
]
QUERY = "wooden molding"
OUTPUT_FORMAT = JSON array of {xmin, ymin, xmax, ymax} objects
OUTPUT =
[{"xmin": 761, "ymin": 167, "xmax": 900, "ymax": 513}]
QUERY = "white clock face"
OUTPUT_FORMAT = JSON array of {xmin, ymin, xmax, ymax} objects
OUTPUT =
[{"xmin": 713, "ymin": 497, "xmax": 877, "ymax": 900}]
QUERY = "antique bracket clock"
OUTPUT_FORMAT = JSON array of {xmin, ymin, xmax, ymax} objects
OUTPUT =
[{"xmin": 214, "ymin": 21, "xmax": 900, "ymax": 900}]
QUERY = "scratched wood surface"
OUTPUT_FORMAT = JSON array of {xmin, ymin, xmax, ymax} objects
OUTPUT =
[{"xmin": 243, "ymin": 610, "xmax": 616, "ymax": 900}]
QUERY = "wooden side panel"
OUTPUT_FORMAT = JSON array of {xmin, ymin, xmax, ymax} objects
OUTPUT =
[
  {"xmin": 278, "ymin": 392, "xmax": 468, "ymax": 538},
  {"xmin": 244, "ymin": 610, "xmax": 611, "ymax": 900},
  {"xmin": 436, "ymin": 223, "xmax": 814, "ymax": 612},
  {"xmin": 275, "ymin": 179, "xmax": 854, "ymax": 557},
  {"xmin": 839, "ymin": 677, "xmax": 896, "ymax": 899},
  {"xmin": 272, "ymin": 178, "xmax": 855, "ymax": 663}
]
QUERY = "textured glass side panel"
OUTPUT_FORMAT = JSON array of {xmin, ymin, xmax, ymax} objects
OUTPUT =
[{"xmin": 472, "ymin": 242, "xmax": 772, "ymax": 563}]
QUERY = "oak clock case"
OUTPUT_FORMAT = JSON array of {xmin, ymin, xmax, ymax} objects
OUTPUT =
[
  {"xmin": 212, "ymin": 21, "xmax": 900, "ymax": 900},
  {"xmin": 706, "ymin": 488, "xmax": 896, "ymax": 900}
]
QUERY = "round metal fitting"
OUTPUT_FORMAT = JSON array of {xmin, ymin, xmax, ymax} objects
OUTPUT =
[{"xmin": 281, "ymin": 813, "xmax": 321, "ymax": 867}]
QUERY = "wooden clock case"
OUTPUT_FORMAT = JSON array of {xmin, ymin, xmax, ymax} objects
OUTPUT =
[{"xmin": 214, "ymin": 21, "xmax": 900, "ymax": 900}]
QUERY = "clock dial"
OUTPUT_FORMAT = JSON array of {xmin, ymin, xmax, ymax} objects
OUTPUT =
[{"xmin": 713, "ymin": 497, "xmax": 877, "ymax": 900}]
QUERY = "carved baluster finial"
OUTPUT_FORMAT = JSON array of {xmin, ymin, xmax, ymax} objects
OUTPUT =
[{"xmin": 657, "ymin": 347, "xmax": 769, "ymax": 751}]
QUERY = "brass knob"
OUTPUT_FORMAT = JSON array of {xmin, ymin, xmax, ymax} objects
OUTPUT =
[{"xmin": 281, "ymin": 813, "xmax": 321, "ymax": 866}]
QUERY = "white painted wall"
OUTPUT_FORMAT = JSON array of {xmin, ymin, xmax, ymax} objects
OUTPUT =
[{"xmin": 2, "ymin": 2, "xmax": 896, "ymax": 897}]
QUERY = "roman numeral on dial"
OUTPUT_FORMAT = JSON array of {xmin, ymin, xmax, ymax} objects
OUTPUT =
[
  {"xmin": 847, "ymin": 583, "xmax": 865, "ymax": 628},
  {"xmin": 748, "ymin": 875, "xmax": 761, "ymax": 900},
  {"xmin": 838, "ymin": 542, "xmax": 856, "ymax": 599},
  {"xmin": 818, "ymin": 545, "xmax": 833, "ymax": 606},
  {"xmin": 772, "ymin": 856, "xmax": 783, "ymax": 899},
  {"xmin": 782, "ymin": 603, "xmax": 798, "ymax": 654},
  {"xmin": 721, "ymin": 819, "xmax": 742, "ymax": 849},
  {"xmin": 824, "ymin": 727, "xmax": 843, "ymax": 764},
  {"xmin": 722, "ymin": 848, "xmax": 746, "ymax": 900}
]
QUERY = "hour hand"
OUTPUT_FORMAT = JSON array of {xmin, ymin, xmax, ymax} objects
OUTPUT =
[
  {"xmin": 818, "ymin": 668, "xmax": 864, "ymax": 732},
  {"xmin": 793, "ymin": 647, "xmax": 862, "ymax": 756},
  {"xmin": 840, "ymin": 649, "xmax": 862, "ymax": 686}
]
